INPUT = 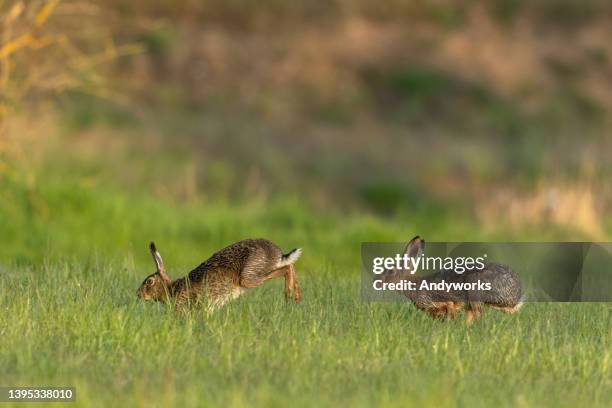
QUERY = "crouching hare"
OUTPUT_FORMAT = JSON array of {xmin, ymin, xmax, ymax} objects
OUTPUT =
[
  {"xmin": 137, "ymin": 239, "xmax": 302, "ymax": 313},
  {"xmin": 380, "ymin": 236, "xmax": 523, "ymax": 325}
]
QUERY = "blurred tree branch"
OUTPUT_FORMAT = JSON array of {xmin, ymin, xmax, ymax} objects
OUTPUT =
[{"xmin": 0, "ymin": 0, "xmax": 144, "ymax": 135}]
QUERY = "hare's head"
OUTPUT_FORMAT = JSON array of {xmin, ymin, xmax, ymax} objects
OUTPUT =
[
  {"xmin": 380, "ymin": 235, "xmax": 424, "ymax": 283},
  {"xmin": 137, "ymin": 242, "xmax": 172, "ymax": 301}
]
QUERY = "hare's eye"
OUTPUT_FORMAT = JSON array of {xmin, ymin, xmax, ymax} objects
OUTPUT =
[{"xmin": 146, "ymin": 278, "xmax": 155, "ymax": 286}]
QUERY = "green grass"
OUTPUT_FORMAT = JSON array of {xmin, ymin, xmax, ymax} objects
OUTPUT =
[
  {"xmin": 1, "ymin": 264, "xmax": 610, "ymax": 407},
  {"xmin": 0, "ymin": 180, "xmax": 610, "ymax": 407},
  {"xmin": 0, "ymin": 118, "xmax": 610, "ymax": 407}
]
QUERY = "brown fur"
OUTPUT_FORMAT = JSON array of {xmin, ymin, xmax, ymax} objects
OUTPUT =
[
  {"xmin": 136, "ymin": 239, "xmax": 302, "ymax": 313},
  {"xmin": 379, "ymin": 236, "xmax": 523, "ymax": 326}
]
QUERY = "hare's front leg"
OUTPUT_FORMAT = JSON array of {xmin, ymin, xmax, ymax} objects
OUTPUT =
[
  {"xmin": 173, "ymin": 291, "xmax": 192, "ymax": 315},
  {"xmin": 444, "ymin": 302, "xmax": 462, "ymax": 320}
]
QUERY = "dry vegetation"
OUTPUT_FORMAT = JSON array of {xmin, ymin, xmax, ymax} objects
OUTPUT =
[
  {"xmin": 1, "ymin": 0, "xmax": 611, "ymax": 237},
  {"xmin": 0, "ymin": 1, "xmax": 142, "ymax": 130}
]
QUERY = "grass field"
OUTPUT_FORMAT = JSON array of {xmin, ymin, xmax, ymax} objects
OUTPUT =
[
  {"xmin": 2, "ymin": 2, "xmax": 612, "ymax": 403},
  {"xmin": 1, "ymin": 157, "xmax": 610, "ymax": 407},
  {"xmin": 1, "ymin": 264, "xmax": 610, "ymax": 407}
]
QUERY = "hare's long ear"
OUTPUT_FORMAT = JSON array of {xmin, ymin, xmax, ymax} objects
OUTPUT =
[
  {"xmin": 404, "ymin": 236, "xmax": 425, "ymax": 258},
  {"xmin": 150, "ymin": 242, "xmax": 170, "ymax": 282}
]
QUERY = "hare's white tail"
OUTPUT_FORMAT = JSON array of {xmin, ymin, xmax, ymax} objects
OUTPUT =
[
  {"xmin": 510, "ymin": 295, "xmax": 526, "ymax": 313},
  {"xmin": 489, "ymin": 295, "xmax": 525, "ymax": 314},
  {"xmin": 506, "ymin": 299, "xmax": 524, "ymax": 314},
  {"xmin": 278, "ymin": 248, "xmax": 302, "ymax": 268}
]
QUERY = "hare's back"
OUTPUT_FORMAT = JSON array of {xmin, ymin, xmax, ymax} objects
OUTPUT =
[
  {"xmin": 202, "ymin": 238, "xmax": 283, "ymax": 274},
  {"xmin": 239, "ymin": 238, "xmax": 285, "ymax": 273},
  {"xmin": 465, "ymin": 262, "xmax": 522, "ymax": 305}
]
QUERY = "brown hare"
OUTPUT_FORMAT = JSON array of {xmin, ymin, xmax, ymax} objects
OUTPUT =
[
  {"xmin": 137, "ymin": 239, "xmax": 302, "ymax": 313},
  {"xmin": 379, "ymin": 236, "xmax": 523, "ymax": 325}
]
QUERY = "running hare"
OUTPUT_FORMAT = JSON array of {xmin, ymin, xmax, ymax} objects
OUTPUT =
[
  {"xmin": 137, "ymin": 239, "xmax": 302, "ymax": 312},
  {"xmin": 379, "ymin": 236, "xmax": 522, "ymax": 325}
]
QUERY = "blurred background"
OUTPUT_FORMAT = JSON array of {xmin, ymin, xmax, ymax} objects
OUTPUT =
[{"xmin": 1, "ymin": 0, "xmax": 611, "ymax": 267}]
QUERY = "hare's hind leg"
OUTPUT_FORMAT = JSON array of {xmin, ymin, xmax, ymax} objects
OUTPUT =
[
  {"xmin": 488, "ymin": 302, "xmax": 524, "ymax": 314},
  {"xmin": 285, "ymin": 264, "xmax": 302, "ymax": 303},
  {"xmin": 465, "ymin": 302, "xmax": 482, "ymax": 326},
  {"xmin": 240, "ymin": 264, "xmax": 302, "ymax": 303},
  {"xmin": 240, "ymin": 267, "xmax": 286, "ymax": 288},
  {"xmin": 239, "ymin": 265, "xmax": 300, "ymax": 303},
  {"xmin": 466, "ymin": 309, "xmax": 473, "ymax": 326}
]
